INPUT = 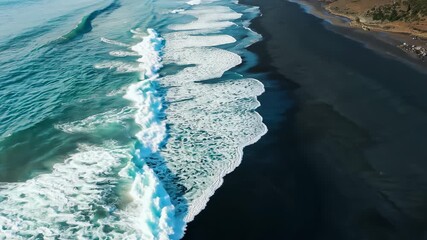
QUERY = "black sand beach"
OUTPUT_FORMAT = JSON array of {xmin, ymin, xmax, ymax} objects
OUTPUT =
[{"xmin": 184, "ymin": 0, "xmax": 427, "ymax": 239}]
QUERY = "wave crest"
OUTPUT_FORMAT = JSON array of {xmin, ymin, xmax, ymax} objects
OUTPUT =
[{"xmin": 57, "ymin": 0, "xmax": 120, "ymax": 43}]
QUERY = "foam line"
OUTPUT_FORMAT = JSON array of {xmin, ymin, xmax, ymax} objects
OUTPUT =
[
  {"xmin": 109, "ymin": 50, "xmax": 140, "ymax": 57},
  {"xmin": 169, "ymin": 6, "xmax": 242, "ymax": 32},
  {"xmin": 122, "ymin": 28, "xmax": 184, "ymax": 239},
  {"xmin": 55, "ymin": 108, "xmax": 133, "ymax": 133},
  {"xmin": 0, "ymin": 143, "xmax": 131, "ymax": 238},
  {"xmin": 0, "ymin": 1, "xmax": 265, "ymax": 238},
  {"xmin": 94, "ymin": 61, "xmax": 140, "ymax": 73},
  {"xmin": 100, "ymin": 37, "xmax": 130, "ymax": 47},
  {"xmin": 148, "ymin": 3, "xmax": 267, "ymax": 223},
  {"xmin": 186, "ymin": 0, "xmax": 201, "ymax": 5},
  {"xmin": 0, "ymin": 29, "xmax": 183, "ymax": 240}
]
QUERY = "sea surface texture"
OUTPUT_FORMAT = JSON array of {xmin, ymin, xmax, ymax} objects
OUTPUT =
[{"xmin": 0, "ymin": 0, "xmax": 265, "ymax": 239}]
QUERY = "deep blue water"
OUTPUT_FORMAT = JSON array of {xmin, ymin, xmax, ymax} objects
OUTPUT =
[{"xmin": 0, "ymin": 0, "xmax": 265, "ymax": 238}]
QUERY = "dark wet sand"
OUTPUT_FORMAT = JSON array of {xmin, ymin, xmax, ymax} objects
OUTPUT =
[{"xmin": 184, "ymin": 0, "xmax": 427, "ymax": 239}]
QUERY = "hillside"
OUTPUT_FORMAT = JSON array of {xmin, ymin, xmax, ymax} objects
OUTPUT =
[{"xmin": 322, "ymin": 0, "xmax": 427, "ymax": 38}]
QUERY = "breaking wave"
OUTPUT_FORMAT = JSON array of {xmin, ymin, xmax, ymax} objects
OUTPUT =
[
  {"xmin": 57, "ymin": 0, "xmax": 121, "ymax": 43},
  {"xmin": 0, "ymin": 29, "xmax": 183, "ymax": 240},
  {"xmin": 0, "ymin": 1, "xmax": 265, "ymax": 239},
  {"xmin": 149, "ymin": 4, "xmax": 266, "ymax": 223}
]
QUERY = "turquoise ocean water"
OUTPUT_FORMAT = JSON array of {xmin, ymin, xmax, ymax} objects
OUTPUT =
[{"xmin": 0, "ymin": 0, "xmax": 265, "ymax": 238}]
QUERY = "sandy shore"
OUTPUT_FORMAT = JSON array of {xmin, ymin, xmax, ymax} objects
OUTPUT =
[
  {"xmin": 323, "ymin": 0, "xmax": 427, "ymax": 38},
  {"xmin": 184, "ymin": 0, "xmax": 427, "ymax": 239},
  {"xmin": 295, "ymin": 0, "xmax": 427, "ymax": 64}
]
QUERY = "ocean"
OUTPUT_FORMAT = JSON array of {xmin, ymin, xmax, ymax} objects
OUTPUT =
[{"xmin": 0, "ymin": 0, "xmax": 266, "ymax": 238}]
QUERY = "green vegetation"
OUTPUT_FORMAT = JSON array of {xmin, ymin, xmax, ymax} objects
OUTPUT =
[
  {"xmin": 367, "ymin": 0, "xmax": 427, "ymax": 22},
  {"xmin": 410, "ymin": 0, "xmax": 427, "ymax": 15}
]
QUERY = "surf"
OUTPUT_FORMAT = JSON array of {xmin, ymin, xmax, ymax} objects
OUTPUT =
[
  {"xmin": 143, "ymin": 2, "xmax": 267, "ymax": 223},
  {"xmin": 121, "ymin": 28, "xmax": 184, "ymax": 239},
  {"xmin": 0, "ymin": 0, "xmax": 266, "ymax": 239},
  {"xmin": 0, "ymin": 28, "xmax": 183, "ymax": 240},
  {"xmin": 57, "ymin": 0, "xmax": 120, "ymax": 43}
]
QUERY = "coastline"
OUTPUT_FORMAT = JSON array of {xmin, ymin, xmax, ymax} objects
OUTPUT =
[
  {"xmin": 294, "ymin": 0, "xmax": 427, "ymax": 68},
  {"xmin": 322, "ymin": 0, "xmax": 427, "ymax": 39},
  {"xmin": 185, "ymin": 0, "xmax": 427, "ymax": 239}
]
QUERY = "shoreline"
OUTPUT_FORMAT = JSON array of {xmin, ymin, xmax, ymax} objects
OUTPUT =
[
  {"xmin": 183, "ymin": 0, "xmax": 306, "ymax": 238},
  {"xmin": 322, "ymin": 1, "xmax": 427, "ymax": 39},
  {"xmin": 185, "ymin": 0, "xmax": 427, "ymax": 239},
  {"xmin": 293, "ymin": 0, "xmax": 427, "ymax": 70}
]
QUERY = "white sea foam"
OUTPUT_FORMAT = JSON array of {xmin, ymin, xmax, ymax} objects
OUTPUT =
[
  {"xmin": 123, "ymin": 28, "xmax": 166, "ymax": 155},
  {"xmin": 129, "ymin": 29, "xmax": 164, "ymax": 79},
  {"xmin": 0, "ymin": 29, "xmax": 182, "ymax": 240},
  {"xmin": 149, "ymin": 3, "xmax": 267, "ymax": 223},
  {"xmin": 109, "ymin": 50, "xmax": 140, "ymax": 57},
  {"xmin": 186, "ymin": 0, "xmax": 201, "ymax": 5},
  {"xmin": 0, "ymin": 1, "xmax": 264, "ymax": 239},
  {"xmin": 168, "ymin": 6, "xmax": 241, "ymax": 32},
  {"xmin": 161, "ymin": 79, "xmax": 266, "ymax": 221},
  {"xmin": 0, "ymin": 142, "xmax": 181, "ymax": 239},
  {"xmin": 94, "ymin": 61, "xmax": 140, "ymax": 73},
  {"xmin": 170, "ymin": 9, "xmax": 185, "ymax": 14},
  {"xmin": 106, "ymin": 85, "xmax": 129, "ymax": 97},
  {"xmin": 0, "ymin": 143, "xmax": 128, "ymax": 238},
  {"xmin": 164, "ymin": 32, "xmax": 236, "ymax": 48},
  {"xmin": 122, "ymin": 28, "xmax": 184, "ymax": 239},
  {"xmin": 100, "ymin": 37, "xmax": 130, "ymax": 47},
  {"xmin": 164, "ymin": 46, "xmax": 242, "ymax": 84},
  {"xmin": 55, "ymin": 108, "xmax": 133, "ymax": 133},
  {"xmin": 98, "ymin": 28, "xmax": 185, "ymax": 238}
]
